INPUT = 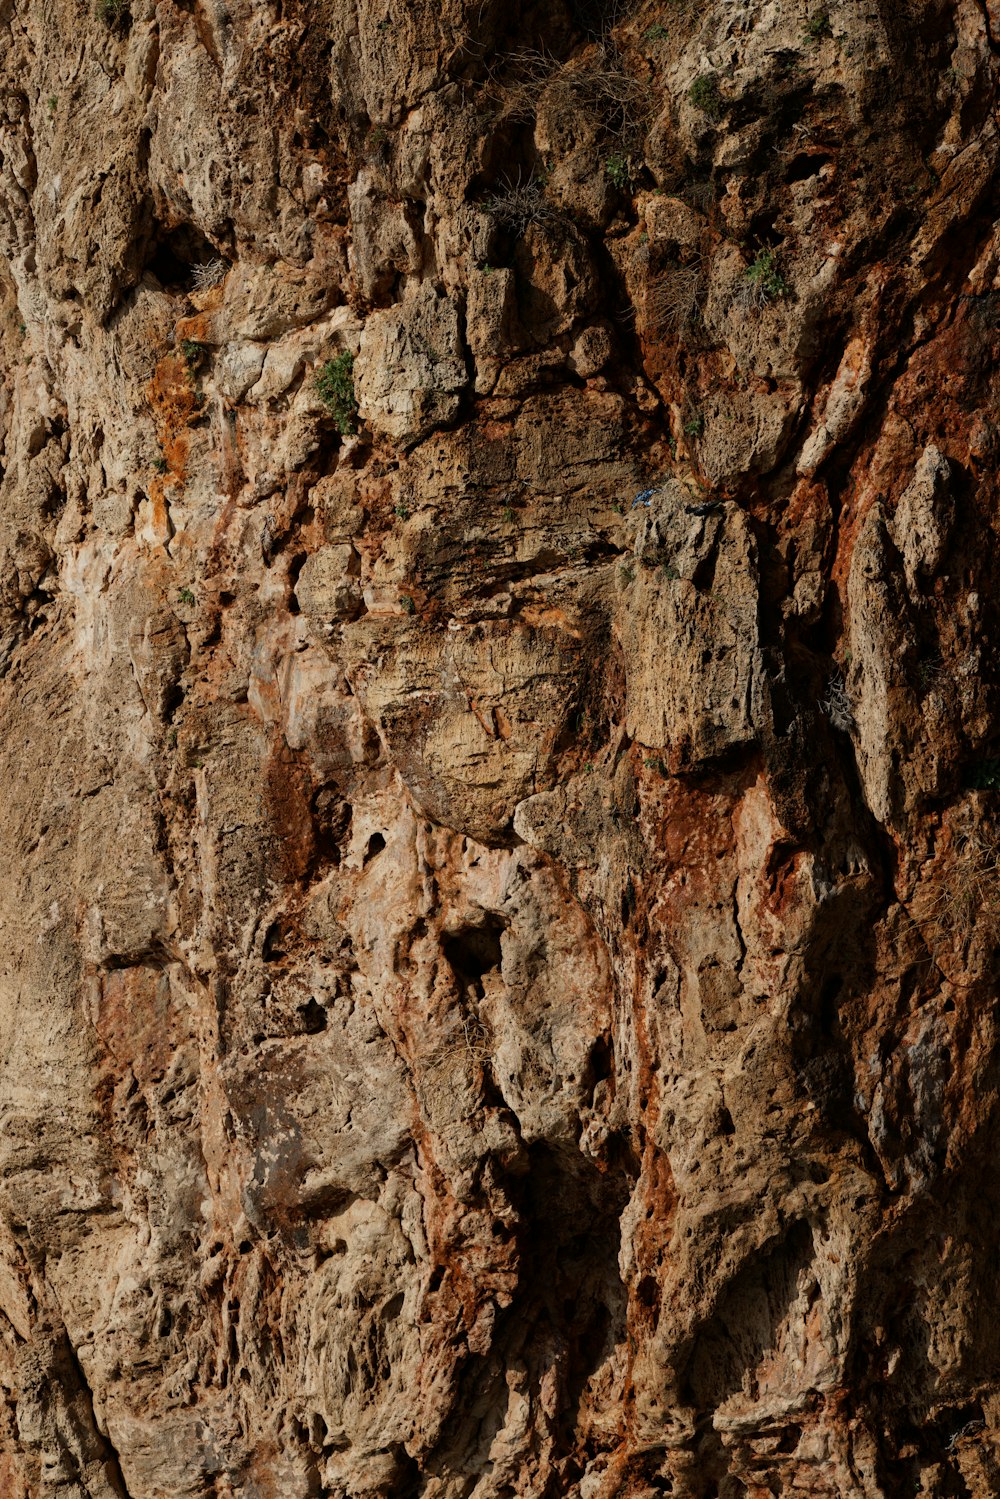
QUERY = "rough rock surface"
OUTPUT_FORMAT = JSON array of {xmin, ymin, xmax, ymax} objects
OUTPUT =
[{"xmin": 1, "ymin": 0, "xmax": 1000, "ymax": 1495}]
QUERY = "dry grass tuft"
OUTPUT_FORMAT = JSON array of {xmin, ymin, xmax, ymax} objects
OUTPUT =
[
  {"xmin": 645, "ymin": 261, "xmax": 704, "ymax": 334},
  {"xmin": 914, "ymin": 814, "xmax": 1000, "ymax": 952},
  {"xmin": 489, "ymin": 42, "xmax": 650, "ymax": 150}
]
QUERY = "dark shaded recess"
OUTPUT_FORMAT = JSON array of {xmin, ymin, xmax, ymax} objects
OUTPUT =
[
  {"xmin": 678, "ymin": 1221, "xmax": 816, "ymax": 1498},
  {"xmin": 851, "ymin": 1117, "xmax": 1000, "ymax": 1492},
  {"xmin": 431, "ymin": 912, "xmax": 634, "ymax": 1483},
  {"xmin": 442, "ymin": 916, "xmax": 505, "ymax": 1002},
  {"xmin": 297, "ymin": 998, "xmax": 328, "ymax": 1034},
  {"xmin": 363, "ymin": 832, "xmax": 386, "ymax": 864},
  {"xmin": 311, "ymin": 786, "xmax": 352, "ymax": 867},
  {"xmin": 785, "ymin": 151, "xmax": 834, "ymax": 184},
  {"xmin": 566, "ymin": 0, "xmax": 629, "ymax": 40},
  {"xmin": 262, "ymin": 920, "xmax": 289, "ymax": 962},
  {"xmin": 142, "ymin": 221, "xmax": 225, "ymax": 292},
  {"xmin": 432, "ymin": 1135, "xmax": 632, "ymax": 1482}
]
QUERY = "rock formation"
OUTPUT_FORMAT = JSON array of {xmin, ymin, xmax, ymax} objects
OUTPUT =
[{"xmin": 0, "ymin": 0, "xmax": 998, "ymax": 1493}]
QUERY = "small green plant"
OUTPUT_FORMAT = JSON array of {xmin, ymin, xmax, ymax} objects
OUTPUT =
[
  {"xmin": 643, "ymin": 22, "xmax": 669, "ymax": 42},
  {"xmin": 47, "ymin": 96, "xmax": 57, "ymax": 114},
  {"xmin": 619, "ymin": 563, "xmax": 636, "ymax": 585},
  {"xmin": 96, "ymin": 0, "xmax": 128, "ymax": 25},
  {"xmin": 582, "ymin": 762, "xmax": 596, "ymax": 774},
  {"xmin": 180, "ymin": 338, "xmax": 208, "ymax": 371},
  {"xmin": 684, "ymin": 411, "xmax": 704, "ymax": 438},
  {"xmin": 643, "ymin": 756, "xmax": 668, "ymax": 774},
  {"xmin": 612, "ymin": 501, "xmax": 624, "ymax": 515},
  {"xmin": 689, "ymin": 73, "xmax": 723, "ymax": 120},
  {"xmin": 661, "ymin": 563, "xmax": 680, "ymax": 581},
  {"xmin": 805, "ymin": 11, "xmax": 832, "ymax": 40},
  {"xmin": 152, "ymin": 454, "xmax": 168, "ymax": 474},
  {"xmin": 177, "ymin": 587, "xmax": 195, "ymax": 606},
  {"xmin": 166, "ymin": 728, "xmax": 178, "ymax": 748},
  {"xmin": 315, "ymin": 351, "xmax": 358, "ymax": 435},
  {"xmin": 394, "ymin": 502, "xmax": 410, "ymax": 520},
  {"xmin": 605, "ymin": 153, "xmax": 632, "ymax": 191},
  {"xmin": 739, "ymin": 249, "xmax": 790, "ymax": 308},
  {"xmin": 502, "ymin": 505, "xmax": 515, "ymax": 523},
  {"xmin": 400, "ymin": 594, "xmax": 416, "ymax": 615}
]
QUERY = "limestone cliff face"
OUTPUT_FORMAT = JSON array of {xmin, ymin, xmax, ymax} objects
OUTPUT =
[{"xmin": 0, "ymin": 0, "xmax": 998, "ymax": 1494}]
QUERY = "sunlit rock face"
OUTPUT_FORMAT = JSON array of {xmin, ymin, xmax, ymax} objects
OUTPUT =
[{"xmin": 1, "ymin": 0, "xmax": 1000, "ymax": 1494}]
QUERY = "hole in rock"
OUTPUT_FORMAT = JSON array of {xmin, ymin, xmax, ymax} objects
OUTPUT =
[
  {"xmin": 143, "ymin": 221, "xmax": 227, "ymax": 292},
  {"xmin": 298, "ymin": 998, "xmax": 328, "ymax": 1034},
  {"xmin": 785, "ymin": 153, "xmax": 832, "ymax": 183},
  {"xmin": 587, "ymin": 1035, "xmax": 613, "ymax": 1088},
  {"xmin": 262, "ymin": 922, "xmax": 288, "ymax": 962},
  {"xmin": 442, "ymin": 917, "xmax": 505, "ymax": 1000},
  {"xmin": 364, "ymin": 832, "xmax": 386, "ymax": 863},
  {"xmin": 636, "ymin": 1275, "xmax": 659, "ymax": 1310}
]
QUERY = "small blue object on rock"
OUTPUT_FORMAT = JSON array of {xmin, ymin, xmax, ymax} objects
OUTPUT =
[{"xmin": 632, "ymin": 487, "xmax": 656, "ymax": 508}]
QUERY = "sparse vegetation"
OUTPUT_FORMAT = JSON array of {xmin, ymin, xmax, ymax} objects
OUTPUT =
[
  {"xmin": 181, "ymin": 339, "xmax": 209, "ymax": 371},
  {"xmin": 737, "ymin": 249, "xmax": 790, "ymax": 309},
  {"xmin": 484, "ymin": 174, "xmax": 569, "ymax": 234},
  {"xmin": 191, "ymin": 258, "xmax": 228, "ymax": 291},
  {"xmin": 177, "ymin": 587, "xmax": 195, "ymax": 606},
  {"xmin": 918, "ymin": 817, "xmax": 1000, "ymax": 948},
  {"xmin": 368, "ymin": 124, "xmax": 391, "ymax": 161},
  {"xmin": 683, "ymin": 410, "xmax": 705, "ymax": 438},
  {"xmin": 489, "ymin": 44, "xmax": 650, "ymax": 153},
  {"xmin": 315, "ymin": 352, "xmax": 358, "ymax": 435},
  {"xmin": 400, "ymin": 594, "xmax": 416, "ymax": 615},
  {"xmin": 643, "ymin": 23, "xmax": 669, "ymax": 42},
  {"xmin": 605, "ymin": 153, "xmax": 633, "ymax": 191},
  {"xmin": 647, "ymin": 262, "xmax": 703, "ymax": 334},
  {"xmin": 690, "ymin": 73, "xmax": 723, "ymax": 120},
  {"xmin": 394, "ymin": 502, "xmax": 410, "ymax": 520},
  {"xmin": 805, "ymin": 11, "xmax": 832, "ymax": 40},
  {"xmin": 96, "ymin": 0, "xmax": 128, "ymax": 27},
  {"xmin": 821, "ymin": 674, "xmax": 855, "ymax": 733},
  {"xmin": 152, "ymin": 454, "xmax": 168, "ymax": 474}
]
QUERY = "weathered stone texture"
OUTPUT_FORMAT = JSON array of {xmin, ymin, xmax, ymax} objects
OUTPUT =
[{"xmin": 1, "ymin": 0, "xmax": 1000, "ymax": 1495}]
